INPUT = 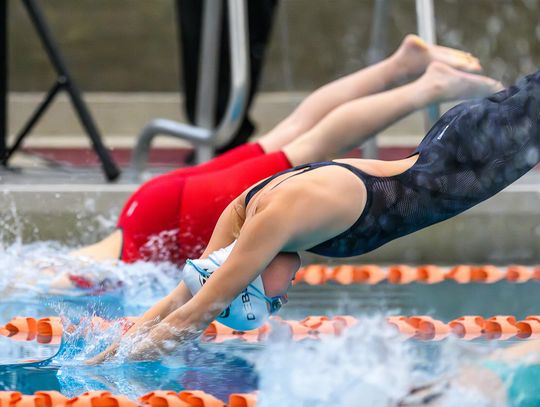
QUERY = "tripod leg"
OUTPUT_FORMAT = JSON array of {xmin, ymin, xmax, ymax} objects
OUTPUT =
[
  {"xmin": 22, "ymin": 0, "xmax": 120, "ymax": 181},
  {"xmin": 2, "ymin": 80, "xmax": 63, "ymax": 164},
  {"xmin": 63, "ymin": 80, "xmax": 120, "ymax": 180},
  {"xmin": 0, "ymin": 0, "xmax": 7, "ymax": 158}
]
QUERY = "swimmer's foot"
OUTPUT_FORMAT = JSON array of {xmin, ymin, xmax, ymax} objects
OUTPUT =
[
  {"xmin": 421, "ymin": 61, "xmax": 504, "ymax": 103},
  {"xmin": 392, "ymin": 34, "xmax": 483, "ymax": 78}
]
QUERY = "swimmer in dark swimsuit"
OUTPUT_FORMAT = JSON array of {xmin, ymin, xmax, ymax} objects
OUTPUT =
[
  {"xmin": 87, "ymin": 38, "xmax": 505, "ymax": 362},
  {"xmin": 64, "ymin": 35, "xmax": 497, "ymax": 289}
]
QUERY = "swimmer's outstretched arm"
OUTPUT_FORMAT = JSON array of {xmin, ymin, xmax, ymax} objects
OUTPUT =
[
  {"xmin": 86, "ymin": 197, "xmax": 255, "ymax": 364},
  {"xmin": 120, "ymin": 187, "xmax": 360, "ymax": 360},
  {"xmin": 85, "ymin": 281, "xmax": 193, "ymax": 364}
]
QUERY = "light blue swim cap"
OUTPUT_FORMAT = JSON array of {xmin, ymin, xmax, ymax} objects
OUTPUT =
[{"xmin": 182, "ymin": 242, "xmax": 285, "ymax": 331}]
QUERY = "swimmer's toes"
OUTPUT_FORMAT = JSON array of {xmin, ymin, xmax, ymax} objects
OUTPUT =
[
  {"xmin": 424, "ymin": 62, "xmax": 503, "ymax": 101},
  {"xmin": 431, "ymin": 46, "xmax": 483, "ymax": 73},
  {"xmin": 469, "ymin": 75, "xmax": 505, "ymax": 98},
  {"xmin": 395, "ymin": 34, "xmax": 484, "ymax": 77},
  {"xmin": 403, "ymin": 34, "xmax": 429, "ymax": 51}
]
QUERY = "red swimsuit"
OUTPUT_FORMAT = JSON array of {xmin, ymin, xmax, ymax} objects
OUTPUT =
[{"xmin": 117, "ymin": 143, "xmax": 291, "ymax": 264}]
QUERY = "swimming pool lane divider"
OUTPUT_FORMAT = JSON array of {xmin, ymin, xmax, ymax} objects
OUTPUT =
[
  {"xmin": 0, "ymin": 389, "xmax": 257, "ymax": 407},
  {"xmin": 293, "ymin": 264, "xmax": 540, "ymax": 285},
  {"xmin": 3, "ymin": 314, "xmax": 540, "ymax": 344}
]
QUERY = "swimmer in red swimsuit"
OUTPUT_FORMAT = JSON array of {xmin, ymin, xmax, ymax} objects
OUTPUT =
[{"xmin": 72, "ymin": 35, "xmax": 499, "ymax": 268}]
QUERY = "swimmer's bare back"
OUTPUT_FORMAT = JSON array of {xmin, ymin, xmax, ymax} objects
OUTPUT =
[{"xmin": 202, "ymin": 155, "xmax": 419, "ymax": 258}]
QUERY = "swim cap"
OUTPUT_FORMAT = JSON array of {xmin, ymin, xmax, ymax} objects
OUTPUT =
[{"xmin": 182, "ymin": 242, "xmax": 285, "ymax": 331}]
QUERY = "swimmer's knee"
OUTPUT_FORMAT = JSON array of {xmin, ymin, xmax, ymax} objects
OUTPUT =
[
  {"xmin": 261, "ymin": 252, "xmax": 301, "ymax": 297},
  {"xmin": 70, "ymin": 230, "xmax": 124, "ymax": 262},
  {"xmin": 279, "ymin": 252, "xmax": 302, "ymax": 275}
]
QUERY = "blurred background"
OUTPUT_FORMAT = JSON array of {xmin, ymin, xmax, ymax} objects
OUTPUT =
[
  {"xmin": 9, "ymin": 0, "xmax": 540, "ymax": 91},
  {"xmin": 6, "ymin": 0, "xmax": 540, "ymax": 168}
]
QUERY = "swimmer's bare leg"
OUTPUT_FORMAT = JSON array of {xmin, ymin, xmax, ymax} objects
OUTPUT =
[
  {"xmin": 283, "ymin": 62, "xmax": 503, "ymax": 166},
  {"xmin": 69, "ymin": 229, "xmax": 123, "ymax": 262},
  {"xmin": 259, "ymin": 34, "xmax": 482, "ymax": 153},
  {"xmin": 44, "ymin": 230, "xmax": 124, "ymax": 290}
]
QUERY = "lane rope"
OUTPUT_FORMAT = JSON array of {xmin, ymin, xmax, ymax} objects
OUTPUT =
[
  {"xmin": 293, "ymin": 264, "xmax": 540, "ymax": 285},
  {"xmin": 3, "ymin": 314, "xmax": 540, "ymax": 343},
  {"xmin": 0, "ymin": 390, "xmax": 257, "ymax": 407}
]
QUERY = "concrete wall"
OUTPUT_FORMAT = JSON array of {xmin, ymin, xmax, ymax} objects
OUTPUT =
[
  {"xmin": 7, "ymin": 91, "xmax": 439, "ymax": 147},
  {"xmin": 2, "ymin": 178, "xmax": 540, "ymax": 264}
]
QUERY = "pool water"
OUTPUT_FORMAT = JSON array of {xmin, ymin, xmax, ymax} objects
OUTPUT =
[
  {"xmin": 0, "ymin": 241, "xmax": 538, "ymax": 406},
  {"xmin": 0, "ymin": 339, "xmax": 259, "ymax": 400}
]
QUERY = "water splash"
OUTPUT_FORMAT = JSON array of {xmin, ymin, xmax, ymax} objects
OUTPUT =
[
  {"xmin": 0, "ymin": 241, "xmax": 181, "ymax": 313},
  {"xmin": 255, "ymin": 317, "xmax": 502, "ymax": 407}
]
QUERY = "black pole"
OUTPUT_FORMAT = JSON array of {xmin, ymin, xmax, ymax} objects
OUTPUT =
[
  {"xmin": 0, "ymin": 0, "xmax": 7, "ymax": 157},
  {"xmin": 2, "ymin": 80, "xmax": 64, "ymax": 164},
  {"xmin": 20, "ymin": 0, "xmax": 120, "ymax": 180}
]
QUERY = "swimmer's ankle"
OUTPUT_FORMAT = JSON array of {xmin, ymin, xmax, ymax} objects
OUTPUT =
[
  {"xmin": 408, "ymin": 77, "xmax": 442, "ymax": 108},
  {"xmin": 384, "ymin": 53, "xmax": 409, "ymax": 81}
]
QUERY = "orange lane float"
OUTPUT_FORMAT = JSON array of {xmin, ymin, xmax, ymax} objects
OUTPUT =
[
  {"xmin": 0, "ymin": 391, "xmax": 259, "ymax": 407},
  {"xmin": 4, "ymin": 315, "xmax": 540, "ymax": 344},
  {"xmin": 37, "ymin": 317, "xmax": 63, "ymax": 344},
  {"xmin": 202, "ymin": 321, "xmax": 270, "ymax": 343},
  {"xmin": 140, "ymin": 391, "xmax": 192, "ymax": 407},
  {"xmin": 228, "ymin": 393, "xmax": 257, "ymax": 407},
  {"xmin": 0, "ymin": 391, "xmax": 68, "ymax": 407},
  {"xmin": 507, "ymin": 265, "xmax": 533, "ymax": 283},
  {"xmin": 292, "ymin": 264, "xmax": 329, "ymax": 285},
  {"xmin": 448, "ymin": 316, "xmax": 485, "ymax": 340},
  {"xmin": 386, "ymin": 316, "xmax": 417, "ymax": 339},
  {"xmin": 387, "ymin": 265, "xmax": 418, "ymax": 285},
  {"xmin": 470, "ymin": 265, "xmax": 505, "ymax": 283},
  {"xmin": 515, "ymin": 317, "xmax": 540, "ymax": 339},
  {"xmin": 68, "ymin": 391, "xmax": 137, "ymax": 407},
  {"xmin": 405, "ymin": 316, "xmax": 451, "ymax": 341},
  {"xmin": 4, "ymin": 317, "xmax": 38, "ymax": 341},
  {"xmin": 483, "ymin": 316, "xmax": 519, "ymax": 340},
  {"xmin": 331, "ymin": 265, "xmax": 385, "ymax": 285},
  {"xmin": 178, "ymin": 391, "xmax": 225, "ymax": 407},
  {"xmin": 416, "ymin": 265, "xmax": 445, "ymax": 284},
  {"xmin": 292, "ymin": 264, "xmax": 540, "ymax": 285}
]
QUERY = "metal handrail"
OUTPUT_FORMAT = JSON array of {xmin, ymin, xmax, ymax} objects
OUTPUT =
[
  {"xmin": 362, "ymin": 0, "xmax": 390, "ymax": 159},
  {"xmin": 416, "ymin": 0, "xmax": 440, "ymax": 130},
  {"xmin": 213, "ymin": 0, "xmax": 250, "ymax": 148},
  {"xmin": 131, "ymin": 0, "xmax": 249, "ymax": 176}
]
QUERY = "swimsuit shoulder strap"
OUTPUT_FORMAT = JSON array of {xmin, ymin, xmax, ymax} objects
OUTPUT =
[
  {"xmin": 244, "ymin": 162, "xmax": 334, "ymax": 206},
  {"xmin": 244, "ymin": 161, "xmax": 373, "ymax": 207}
]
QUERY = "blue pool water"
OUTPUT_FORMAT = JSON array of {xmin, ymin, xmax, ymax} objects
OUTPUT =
[{"xmin": 0, "ymin": 241, "xmax": 539, "ymax": 406}]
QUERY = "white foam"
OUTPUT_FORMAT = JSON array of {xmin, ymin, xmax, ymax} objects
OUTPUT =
[{"xmin": 255, "ymin": 317, "xmax": 502, "ymax": 407}]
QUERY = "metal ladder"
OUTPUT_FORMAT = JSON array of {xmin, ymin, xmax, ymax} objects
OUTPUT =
[{"xmin": 131, "ymin": 0, "xmax": 249, "ymax": 177}]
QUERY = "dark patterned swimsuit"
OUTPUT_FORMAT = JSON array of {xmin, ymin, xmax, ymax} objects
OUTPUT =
[{"xmin": 246, "ymin": 70, "xmax": 540, "ymax": 258}]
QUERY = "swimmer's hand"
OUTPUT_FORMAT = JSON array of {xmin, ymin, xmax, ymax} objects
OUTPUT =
[
  {"xmin": 86, "ymin": 321, "xmax": 201, "ymax": 363},
  {"xmin": 126, "ymin": 321, "xmax": 202, "ymax": 361},
  {"xmin": 85, "ymin": 342, "xmax": 120, "ymax": 365}
]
